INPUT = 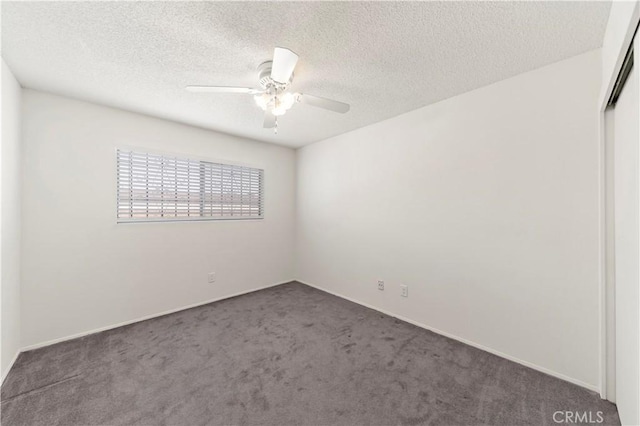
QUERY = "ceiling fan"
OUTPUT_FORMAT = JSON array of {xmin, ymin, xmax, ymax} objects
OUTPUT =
[{"xmin": 186, "ymin": 47, "xmax": 350, "ymax": 134}]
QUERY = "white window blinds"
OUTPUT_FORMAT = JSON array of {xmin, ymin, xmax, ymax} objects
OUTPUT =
[{"xmin": 117, "ymin": 149, "xmax": 264, "ymax": 222}]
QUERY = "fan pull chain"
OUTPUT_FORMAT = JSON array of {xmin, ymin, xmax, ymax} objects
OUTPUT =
[{"xmin": 273, "ymin": 85, "xmax": 278, "ymax": 134}]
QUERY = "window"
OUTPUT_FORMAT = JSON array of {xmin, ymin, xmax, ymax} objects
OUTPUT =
[{"xmin": 116, "ymin": 149, "xmax": 263, "ymax": 222}]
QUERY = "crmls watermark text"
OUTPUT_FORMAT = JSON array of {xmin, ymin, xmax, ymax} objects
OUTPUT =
[{"xmin": 553, "ymin": 411, "xmax": 604, "ymax": 424}]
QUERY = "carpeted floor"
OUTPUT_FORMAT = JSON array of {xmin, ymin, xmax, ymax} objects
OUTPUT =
[{"xmin": 1, "ymin": 282, "xmax": 619, "ymax": 425}]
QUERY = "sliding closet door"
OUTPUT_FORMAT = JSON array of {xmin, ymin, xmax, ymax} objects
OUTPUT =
[{"xmin": 614, "ymin": 38, "xmax": 640, "ymax": 426}]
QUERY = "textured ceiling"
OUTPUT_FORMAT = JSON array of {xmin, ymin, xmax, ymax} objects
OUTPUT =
[{"xmin": 1, "ymin": 1, "xmax": 611, "ymax": 148}]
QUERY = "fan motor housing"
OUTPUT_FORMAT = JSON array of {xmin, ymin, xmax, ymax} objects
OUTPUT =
[{"xmin": 258, "ymin": 61, "xmax": 293, "ymax": 90}]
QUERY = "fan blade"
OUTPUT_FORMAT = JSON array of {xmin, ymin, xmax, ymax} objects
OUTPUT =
[
  {"xmin": 263, "ymin": 111, "xmax": 276, "ymax": 128},
  {"xmin": 185, "ymin": 86, "xmax": 262, "ymax": 94},
  {"xmin": 270, "ymin": 47, "xmax": 298, "ymax": 84},
  {"xmin": 298, "ymin": 93, "xmax": 350, "ymax": 113}
]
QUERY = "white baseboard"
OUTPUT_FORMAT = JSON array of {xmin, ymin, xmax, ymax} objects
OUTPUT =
[
  {"xmin": 297, "ymin": 279, "xmax": 600, "ymax": 394},
  {"xmin": 11, "ymin": 278, "xmax": 599, "ymax": 394},
  {"xmin": 1, "ymin": 350, "xmax": 21, "ymax": 386},
  {"xmin": 20, "ymin": 280, "xmax": 293, "ymax": 352}
]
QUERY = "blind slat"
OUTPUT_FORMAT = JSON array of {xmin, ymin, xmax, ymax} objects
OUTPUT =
[{"xmin": 117, "ymin": 149, "xmax": 264, "ymax": 222}]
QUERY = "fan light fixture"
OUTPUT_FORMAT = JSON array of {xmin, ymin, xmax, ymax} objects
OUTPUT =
[
  {"xmin": 186, "ymin": 47, "xmax": 350, "ymax": 134},
  {"xmin": 254, "ymin": 92, "xmax": 296, "ymax": 116}
]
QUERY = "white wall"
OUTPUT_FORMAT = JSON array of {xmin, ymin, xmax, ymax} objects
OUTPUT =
[
  {"xmin": 20, "ymin": 90, "xmax": 296, "ymax": 348},
  {"xmin": 296, "ymin": 50, "xmax": 602, "ymax": 389},
  {"xmin": 1, "ymin": 59, "xmax": 22, "ymax": 381}
]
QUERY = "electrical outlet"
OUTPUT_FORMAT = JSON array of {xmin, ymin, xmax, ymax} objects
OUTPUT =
[
  {"xmin": 208, "ymin": 272, "xmax": 216, "ymax": 283},
  {"xmin": 400, "ymin": 284, "xmax": 408, "ymax": 297},
  {"xmin": 378, "ymin": 280, "xmax": 385, "ymax": 291}
]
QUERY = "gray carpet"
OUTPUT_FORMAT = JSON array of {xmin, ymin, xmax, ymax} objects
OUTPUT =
[{"xmin": 1, "ymin": 282, "xmax": 619, "ymax": 425}]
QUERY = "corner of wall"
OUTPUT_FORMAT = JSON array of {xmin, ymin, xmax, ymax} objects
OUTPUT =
[{"xmin": 0, "ymin": 58, "xmax": 23, "ymax": 384}]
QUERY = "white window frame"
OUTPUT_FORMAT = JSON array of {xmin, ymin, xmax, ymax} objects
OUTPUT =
[{"xmin": 116, "ymin": 147, "xmax": 264, "ymax": 223}]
